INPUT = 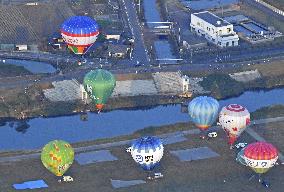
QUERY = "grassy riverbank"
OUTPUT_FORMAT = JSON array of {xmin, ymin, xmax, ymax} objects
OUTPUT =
[{"xmin": 0, "ymin": 64, "xmax": 31, "ymax": 77}]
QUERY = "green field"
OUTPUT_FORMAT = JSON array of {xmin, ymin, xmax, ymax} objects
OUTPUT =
[{"xmin": 0, "ymin": 64, "xmax": 31, "ymax": 77}]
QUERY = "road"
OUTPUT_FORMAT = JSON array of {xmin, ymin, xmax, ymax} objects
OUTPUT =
[
  {"xmin": 120, "ymin": 0, "xmax": 150, "ymax": 65},
  {"xmin": 1, "ymin": 52, "xmax": 284, "ymax": 90}
]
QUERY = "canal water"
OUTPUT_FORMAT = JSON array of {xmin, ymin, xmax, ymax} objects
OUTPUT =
[
  {"xmin": 0, "ymin": 88, "xmax": 284, "ymax": 151},
  {"xmin": 154, "ymin": 40, "xmax": 177, "ymax": 64},
  {"xmin": 143, "ymin": 0, "xmax": 161, "ymax": 28},
  {"xmin": 1, "ymin": 59, "xmax": 56, "ymax": 74}
]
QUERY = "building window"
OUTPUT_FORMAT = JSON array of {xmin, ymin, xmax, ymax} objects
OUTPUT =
[
  {"xmin": 232, "ymin": 41, "xmax": 235, "ymax": 46},
  {"xmin": 197, "ymin": 22, "xmax": 200, "ymax": 26},
  {"xmin": 219, "ymin": 30, "xmax": 222, "ymax": 35},
  {"xmin": 226, "ymin": 42, "xmax": 230, "ymax": 47},
  {"xmin": 227, "ymin": 28, "xmax": 231, "ymax": 33}
]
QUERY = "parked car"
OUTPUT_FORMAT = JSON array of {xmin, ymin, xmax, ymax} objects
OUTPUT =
[
  {"xmin": 58, "ymin": 176, "xmax": 74, "ymax": 183},
  {"xmin": 154, "ymin": 173, "xmax": 163, "ymax": 179},
  {"xmin": 235, "ymin": 143, "xmax": 248, "ymax": 149},
  {"xmin": 126, "ymin": 147, "xmax": 132, "ymax": 153},
  {"xmin": 208, "ymin": 132, "xmax": 218, "ymax": 138}
]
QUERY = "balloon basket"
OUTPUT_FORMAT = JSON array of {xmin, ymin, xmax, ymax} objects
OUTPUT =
[
  {"xmin": 248, "ymin": 174, "xmax": 269, "ymax": 188},
  {"xmin": 199, "ymin": 130, "xmax": 207, "ymax": 140}
]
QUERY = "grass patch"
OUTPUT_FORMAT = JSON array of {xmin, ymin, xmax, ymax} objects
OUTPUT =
[
  {"xmin": 42, "ymin": 102, "xmax": 80, "ymax": 117},
  {"xmin": 0, "ymin": 64, "xmax": 31, "ymax": 77},
  {"xmin": 244, "ymin": 60, "xmax": 284, "ymax": 77},
  {"xmin": 200, "ymin": 73, "xmax": 245, "ymax": 99},
  {"xmin": 251, "ymin": 104, "xmax": 284, "ymax": 119}
]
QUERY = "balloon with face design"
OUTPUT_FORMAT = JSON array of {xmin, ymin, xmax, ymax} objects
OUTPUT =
[
  {"xmin": 130, "ymin": 136, "xmax": 164, "ymax": 171},
  {"xmin": 218, "ymin": 104, "xmax": 250, "ymax": 146}
]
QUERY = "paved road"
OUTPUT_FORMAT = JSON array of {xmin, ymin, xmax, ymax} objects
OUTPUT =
[
  {"xmin": 120, "ymin": 0, "xmax": 150, "ymax": 65},
  {"xmin": 1, "ymin": 52, "xmax": 284, "ymax": 89}
]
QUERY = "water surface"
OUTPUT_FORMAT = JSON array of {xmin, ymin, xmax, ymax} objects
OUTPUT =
[
  {"xmin": 2, "ymin": 59, "xmax": 56, "ymax": 74},
  {"xmin": 1, "ymin": 88, "xmax": 284, "ymax": 151}
]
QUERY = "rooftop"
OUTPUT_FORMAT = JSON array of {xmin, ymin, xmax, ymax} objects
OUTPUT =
[
  {"xmin": 107, "ymin": 44, "xmax": 129, "ymax": 53},
  {"xmin": 193, "ymin": 11, "xmax": 231, "ymax": 27}
]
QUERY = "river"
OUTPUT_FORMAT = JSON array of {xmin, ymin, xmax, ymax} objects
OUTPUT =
[
  {"xmin": 1, "ymin": 59, "xmax": 57, "ymax": 74},
  {"xmin": 0, "ymin": 88, "xmax": 284, "ymax": 151}
]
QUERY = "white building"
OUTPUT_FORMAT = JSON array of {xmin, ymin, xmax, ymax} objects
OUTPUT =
[
  {"xmin": 15, "ymin": 44, "xmax": 28, "ymax": 51},
  {"xmin": 181, "ymin": 75, "xmax": 190, "ymax": 92},
  {"xmin": 190, "ymin": 11, "xmax": 239, "ymax": 47}
]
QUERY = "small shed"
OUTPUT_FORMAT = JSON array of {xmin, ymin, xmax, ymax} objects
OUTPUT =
[
  {"xmin": 15, "ymin": 44, "xmax": 28, "ymax": 51},
  {"xmin": 108, "ymin": 44, "xmax": 130, "ymax": 58}
]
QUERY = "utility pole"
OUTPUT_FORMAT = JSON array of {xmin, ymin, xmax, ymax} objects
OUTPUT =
[
  {"xmin": 178, "ymin": 27, "xmax": 181, "ymax": 44},
  {"xmin": 191, "ymin": 49, "xmax": 193, "ymax": 64},
  {"xmin": 138, "ymin": 0, "xmax": 141, "ymax": 14}
]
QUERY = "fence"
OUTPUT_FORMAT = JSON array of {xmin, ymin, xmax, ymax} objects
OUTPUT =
[{"xmin": 254, "ymin": 0, "xmax": 284, "ymax": 16}]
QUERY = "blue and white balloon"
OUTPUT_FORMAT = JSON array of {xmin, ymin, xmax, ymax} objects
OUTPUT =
[
  {"xmin": 130, "ymin": 136, "xmax": 164, "ymax": 171},
  {"xmin": 188, "ymin": 96, "xmax": 219, "ymax": 131}
]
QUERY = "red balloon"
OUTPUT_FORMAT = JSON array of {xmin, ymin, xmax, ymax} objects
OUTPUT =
[{"xmin": 244, "ymin": 142, "xmax": 278, "ymax": 160}]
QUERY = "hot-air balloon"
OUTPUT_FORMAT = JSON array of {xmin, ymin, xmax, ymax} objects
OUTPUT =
[
  {"xmin": 188, "ymin": 96, "xmax": 219, "ymax": 139},
  {"xmin": 128, "ymin": 136, "xmax": 164, "ymax": 178},
  {"xmin": 237, "ymin": 142, "xmax": 278, "ymax": 187},
  {"xmin": 83, "ymin": 69, "xmax": 116, "ymax": 111},
  {"xmin": 218, "ymin": 104, "xmax": 250, "ymax": 148},
  {"xmin": 41, "ymin": 140, "xmax": 74, "ymax": 177},
  {"xmin": 61, "ymin": 16, "xmax": 99, "ymax": 58}
]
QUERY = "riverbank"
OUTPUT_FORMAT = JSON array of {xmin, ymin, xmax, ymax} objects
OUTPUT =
[{"xmin": 0, "ymin": 57, "xmax": 284, "ymax": 119}]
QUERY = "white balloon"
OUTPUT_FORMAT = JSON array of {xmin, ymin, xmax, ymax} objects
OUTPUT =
[
  {"xmin": 130, "ymin": 137, "xmax": 164, "ymax": 170},
  {"xmin": 219, "ymin": 104, "xmax": 250, "ymax": 137}
]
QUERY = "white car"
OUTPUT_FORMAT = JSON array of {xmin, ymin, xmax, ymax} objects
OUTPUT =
[
  {"xmin": 58, "ymin": 176, "xmax": 74, "ymax": 183},
  {"xmin": 63, "ymin": 176, "xmax": 73, "ymax": 182},
  {"xmin": 235, "ymin": 143, "xmax": 248, "ymax": 149},
  {"xmin": 154, "ymin": 173, "xmax": 163, "ymax": 179},
  {"xmin": 208, "ymin": 132, "xmax": 218, "ymax": 138},
  {"xmin": 126, "ymin": 147, "xmax": 132, "ymax": 153}
]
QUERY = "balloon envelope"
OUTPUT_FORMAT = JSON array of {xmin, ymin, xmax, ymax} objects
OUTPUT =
[
  {"xmin": 61, "ymin": 16, "xmax": 99, "ymax": 55},
  {"xmin": 83, "ymin": 69, "xmax": 116, "ymax": 110},
  {"xmin": 131, "ymin": 136, "xmax": 164, "ymax": 171},
  {"xmin": 41, "ymin": 140, "xmax": 74, "ymax": 176},
  {"xmin": 243, "ymin": 142, "xmax": 278, "ymax": 174},
  {"xmin": 219, "ymin": 104, "xmax": 250, "ymax": 145},
  {"xmin": 188, "ymin": 96, "xmax": 219, "ymax": 131}
]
